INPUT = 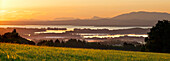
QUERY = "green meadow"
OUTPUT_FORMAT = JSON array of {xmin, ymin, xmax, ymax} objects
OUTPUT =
[{"xmin": 0, "ymin": 43, "xmax": 169, "ymax": 61}]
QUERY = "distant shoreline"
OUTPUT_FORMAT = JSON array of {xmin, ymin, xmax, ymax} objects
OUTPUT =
[{"xmin": 0, "ymin": 24, "xmax": 152, "ymax": 27}]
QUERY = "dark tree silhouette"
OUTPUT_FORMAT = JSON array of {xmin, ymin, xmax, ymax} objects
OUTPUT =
[
  {"xmin": 142, "ymin": 20, "xmax": 170, "ymax": 53},
  {"xmin": 0, "ymin": 29, "xmax": 35, "ymax": 45},
  {"xmin": 12, "ymin": 29, "xmax": 17, "ymax": 33},
  {"xmin": 55, "ymin": 39, "xmax": 60, "ymax": 43},
  {"xmin": 37, "ymin": 40, "xmax": 54, "ymax": 46}
]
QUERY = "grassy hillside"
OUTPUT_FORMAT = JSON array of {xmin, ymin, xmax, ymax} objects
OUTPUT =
[{"xmin": 0, "ymin": 43, "xmax": 169, "ymax": 61}]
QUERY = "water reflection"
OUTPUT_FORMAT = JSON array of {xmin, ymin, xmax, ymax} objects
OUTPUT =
[
  {"xmin": 35, "ymin": 30, "xmax": 71, "ymax": 34},
  {"xmin": 45, "ymin": 36, "xmax": 65, "ymax": 38},
  {"xmin": 83, "ymin": 34, "xmax": 148, "ymax": 38},
  {"xmin": 74, "ymin": 33, "xmax": 109, "ymax": 36}
]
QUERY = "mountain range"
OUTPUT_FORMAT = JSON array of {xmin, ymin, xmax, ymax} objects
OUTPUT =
[{"xmin": 1, "ymin": 11, "xmax": 170, "ymax": 26}]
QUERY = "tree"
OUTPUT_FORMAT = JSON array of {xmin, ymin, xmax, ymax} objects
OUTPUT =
[
  {"xmin": 37, "ymin": 40, "xmax": 54, "ymax": 46},
  {"xmin": 12, "ymin": 29, "xmax": 17, "ymax": 33},
  {"xmin": 142, "ymin": 20, "xmax": 170, "ymax": 53},
  {"xmin": 55, "ymin": 39, "xmax": 60, "ymax": 43}
]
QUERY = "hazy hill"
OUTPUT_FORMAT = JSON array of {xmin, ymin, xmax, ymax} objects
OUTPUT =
[
  {"xmin": 113, "ymin": 11, "xmax": 170, "ymax": 20},
  {"xmin": 0, "ymin": 43, "xmax": 170, "ymax": 61},
  {"xmin": 1, "ymin": 11, "xmax": 170, "ymax": 26}
]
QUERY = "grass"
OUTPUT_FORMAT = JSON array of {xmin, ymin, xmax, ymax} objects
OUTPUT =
[{"xmin": 0, "ymin": 43, "xmax": 170, "ymax": 61}]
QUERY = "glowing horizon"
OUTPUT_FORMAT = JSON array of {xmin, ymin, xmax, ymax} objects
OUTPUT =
[{"xmin": 0, "ymin": 0, "xmax": 170, "ymax": 21}]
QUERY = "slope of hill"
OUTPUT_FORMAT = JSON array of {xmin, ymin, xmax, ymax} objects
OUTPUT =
[
  {"xmin": 113, "ymin": 11, "xmax": 170, "ymax": 20},
  {"xmin": 0, "ymin": 43, "xmax": 169, "ymax": 61}
]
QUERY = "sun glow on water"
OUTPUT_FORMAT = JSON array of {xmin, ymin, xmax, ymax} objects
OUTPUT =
[{"xmin": 34, "ymin": 30, "xmax": 71, "ymax": 34}]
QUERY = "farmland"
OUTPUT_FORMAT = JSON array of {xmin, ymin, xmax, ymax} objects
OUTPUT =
[{"xmin": 0, "ymin": 43, "xmax": 170, "ymax": 61}]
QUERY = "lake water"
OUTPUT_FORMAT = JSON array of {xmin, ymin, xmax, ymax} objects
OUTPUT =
[
  {"xmin": 83, "ymin": 34, "xmax": 148, "ymax": 38},
  {"xmin": 0, "ymin": 25, "xmax": 152, "ymax": 30},
  {"xmin": 0, "ymin": 25, "xmax": 149, "ymax": 39}
]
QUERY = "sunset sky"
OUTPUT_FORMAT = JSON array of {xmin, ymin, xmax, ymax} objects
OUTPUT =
[{"xmin": 0, "ymin": 0, "xmax": 170, "ymax": 21}]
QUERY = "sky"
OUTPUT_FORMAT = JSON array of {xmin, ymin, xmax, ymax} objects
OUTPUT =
[{"xmin": 0, "ymin": 0, "xmax": 170, "ymax": 21}]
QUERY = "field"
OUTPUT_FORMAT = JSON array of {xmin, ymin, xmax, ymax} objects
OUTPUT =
[{"xmin": 0, "ymin": 43, "xmax": 170, "ymax": 61}]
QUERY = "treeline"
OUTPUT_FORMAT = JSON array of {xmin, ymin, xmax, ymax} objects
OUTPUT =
[
  {"xmin": 37, "ymin": 39, "xmax": 113, "ymax": 49},
  {"xmin": 37, "ymin": 39, "xmax": 142, "ymax": 51}
]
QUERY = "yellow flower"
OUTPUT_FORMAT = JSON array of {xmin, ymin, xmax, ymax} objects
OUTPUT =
[{"xmin": 7, "ymin": 55, "xmax": 10, "ymax": 59}]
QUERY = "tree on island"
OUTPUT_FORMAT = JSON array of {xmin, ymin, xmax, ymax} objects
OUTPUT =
[
  {"xmin": 0, "ymin": 29, "xmax": 35, "ymax": 45},
  {"xmin": 142, "ymin": 20, "xmax": 170, "ymax": 53}
]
